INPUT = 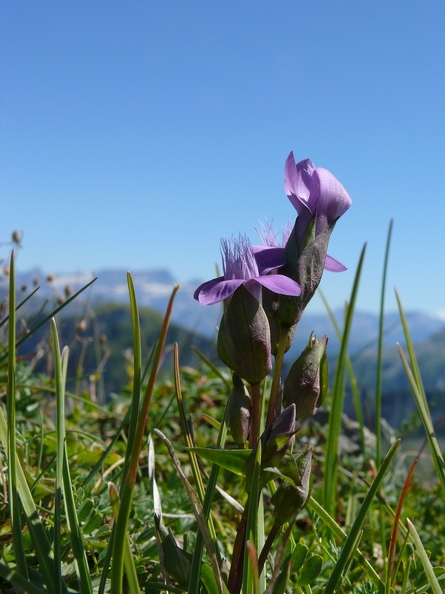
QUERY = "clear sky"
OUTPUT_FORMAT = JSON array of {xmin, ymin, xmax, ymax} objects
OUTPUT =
[{"xmin": 1, "ymin": 1, "xmax": 445, "ymax": 317}]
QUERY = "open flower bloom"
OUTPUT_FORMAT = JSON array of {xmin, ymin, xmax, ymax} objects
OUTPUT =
[
  {"xmin": 194, "ymin": 235, "xmax": 301, "ymax": 305},
  {"xmin": 284, "ymin": 152, "xmax": 351, "ymax": 272}
]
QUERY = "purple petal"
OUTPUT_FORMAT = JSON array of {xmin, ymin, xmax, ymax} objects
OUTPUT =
[
  {"xmin": 284, "ymin": 153, "xmax": 314, "ymax": 217},
  {"xmin": 324, "ymin": 254, "xmax": 347, "ymax": 272},
  {"xmin": 255, "ymin": 274, "xmax": 301, "ymax": 296},
  {"xmin": 295, "ymin": 159, "xmax": 317, "ymax": 206},
  {"xmin": 315, "ymin": 167, "xmax": 352, "ymax": 232},
  {"xmin": 194, "ymin": 277, "xmax": 244, "ymax": 305},
  {"xmin": 252, "ymin": 246, "xmax": 286, "ymax": 274},
  {"xmin": 284, "ymin": 152, "xmax": 298, "ymax": 197}
]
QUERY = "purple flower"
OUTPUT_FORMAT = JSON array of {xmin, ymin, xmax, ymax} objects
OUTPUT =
[
  {"xmin": 284, "ymin": 152, "xmax": 351, "ymax": 272},
  {"xmin": 194, "ymin": 235, "xmax": 301, "ymax": 305},
  {"xmin": 284, "ymin": 152, "xmax": 351, "ymax": 236}
]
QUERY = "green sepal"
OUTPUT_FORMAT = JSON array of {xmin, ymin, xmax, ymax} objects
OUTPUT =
[
  {"xmin": 279, "ymin": 219, "xmax": 337, "ymax": 326},
  {"xmin": 217, "ymin": 285, "xmax": 272, "ymax": 384}
]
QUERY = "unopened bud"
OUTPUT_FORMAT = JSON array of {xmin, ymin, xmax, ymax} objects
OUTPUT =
[
  {"xmin": 247, "ymin": 404, "xmax": 296, "ymax": 488},
  {"xmin": 262, "ymin": 404, "xmax": 297, "ymax": 468},
  {"xmin": 271, "ymin": 448, "xmax": 312, "ymax": 525},
  {"xmin": 283, "ymin": 334, "xmax": 328, "ymax": 420}
]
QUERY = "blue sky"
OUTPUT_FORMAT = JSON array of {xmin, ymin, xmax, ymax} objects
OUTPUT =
[{"xmin": 1, "ymin": 1, "xmax": 445, "ymax": 317}]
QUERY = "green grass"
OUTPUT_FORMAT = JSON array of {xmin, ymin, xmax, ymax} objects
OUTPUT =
[{"xmin": 0, "ymin": 247, "xmax": 444, "ymax": 594}]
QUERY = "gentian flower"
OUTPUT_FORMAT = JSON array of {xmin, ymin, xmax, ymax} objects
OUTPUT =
[
  {"xmin": 284, "ymin": 153, "xmax": 351, "ymax": 272},
  {"xmin": 284, "ymin": 152, "xmax": 352, "ymax": 235},
  {"xmin": 194, "ymin": 235, "xmax": 301, "ymax": 305}
]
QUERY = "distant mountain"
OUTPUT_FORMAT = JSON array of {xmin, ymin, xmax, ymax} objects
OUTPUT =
[
  {"xmin": 2, "ymin": 267, "xmax": 219, "ymax": 338},
  {"xmin": 4, "ymin": 267, "xmax": 445, "ymax": 351},
  {"xmin": 3, "ymin": 267, "xmax": 445, "ymax": 429}
]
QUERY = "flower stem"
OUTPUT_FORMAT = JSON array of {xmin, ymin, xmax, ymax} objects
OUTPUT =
[
  {"xmin": 227, "ymin": 506, "xmax": 248, "ymax": 593},
  {"xmin": 249, "ymin": 382, "xmax": 261, "ymax": 448},
  {"xmin": 258, "ymin": 521, "xmax": 281, "ymax": 575},
  {"xmin": 266, "ymin": 326, "xmax": 288, "ymax": 427}
]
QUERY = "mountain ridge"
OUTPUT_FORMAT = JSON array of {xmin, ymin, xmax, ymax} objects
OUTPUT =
[
  {"xmin": 5, "ymin": 266, "xmax": 444, "ymax": 347},
  {"xmin": 3, "ymin": 266, "xmax": 445, "ymax": 429}
]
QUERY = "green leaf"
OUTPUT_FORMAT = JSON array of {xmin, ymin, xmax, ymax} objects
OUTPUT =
[
  {"xmin": 187, "ymin": 447, "xmax": 251, "ymax": 476},
  {"xmin": 292, "ymin": 542, "xmax": 309, "ymax": 572},
  {"xmin": 77, "ymin": 499, "xmax": 95, "ymax": 523},
  {"xmin": 200, "ymin": 563, "xmax": 230, "ymax": 594},
  {"xmin": 299, "ymin": 554, "xmax": 323, "ymax": 585},
  {"xmin": 83, "ymin": 512, "xmax": 103, "ymax": 535}
]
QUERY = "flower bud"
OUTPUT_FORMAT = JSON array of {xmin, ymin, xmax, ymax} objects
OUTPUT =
[
  {"xmin": 271, "ymin": 448, "xmax": 312, "ymax": 525},
  {"xmin": 283, "ymin": 334, "xmax": 328, "ymax": 420},
  {"xmin": 262, "ymin": 403, "xmax": 297, "ymax": 468},
  {"xmin": 227, "ymin": 374, "xmax": 252, "ymax": 447},
  {"xmin": 217, "ymin": 284, "xmax": 272, "ymax": 384},
  {"xmin": 247, "ymin": 404, "xmax": 297, "ymax": 488}
]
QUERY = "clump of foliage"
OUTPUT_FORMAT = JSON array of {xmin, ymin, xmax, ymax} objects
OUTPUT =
[{"xmin": 1, "ymin": 178, "xmax": 445, "ymax": 594}]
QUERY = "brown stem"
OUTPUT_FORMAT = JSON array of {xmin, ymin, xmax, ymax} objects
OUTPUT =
[
  {"xmin": 227, "ymin": 505, "xmax": 248, "ymax": 593},
  {"xmin": 258, "ymin": 521, "xmax": 281, "ymax": 575}
]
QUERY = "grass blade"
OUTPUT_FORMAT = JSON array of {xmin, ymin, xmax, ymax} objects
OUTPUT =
[
  {"xmin": 0, "ymin": 406, "xmax": 58, "ymax": 591},
  {"xmin": 188, "ymin": 401, "xmax": 229, "ymax": 594},
  {"xmin": 407, "ymin": 519, "xmax": 442, "ymax": 594},
  {"xmin": 395, "ymin": 289, "xmax": 445, "ymax": 495},
  {"xmin": 0, "ymin": 285, "xmax": 40, "ymax": 330},
  {"xmin": 52, "ymin": 319, "xmax": 66, "ymax": 592},
  {"xmin": 109, "ymin": 482, "xmax": 141, "ymax": 594},
  {"xmin": 0, "ymin": 276, "xmax": 97, "ymax": 363},
  {"xmin": 6, "ymin": 252, "xmax": 28, "ymax": 579},
  {"xmin": 323, "ymin": 439, "xmax": 400, "ymax": 594},
  {"xmin": 154, "ymin": 428, "xmax": 226, "ymax": 594},
  {"xmin": 0, "ymin": 562, "xmax": 47, "ymax": 594},
  {"xmin": 307, "ymin": 499, "xmax": 385, "ymax": 593},
  {"xmin": 376, "ymin": 219, "xmax": 393, "ymax": 466},
  {"xmin": 319, "ymin": 289, "xmax": 366, "ymax": 461},
  {"xmin": 52, "ymin": 318, "xmax": 93, "ymax": 594},
  {"xmin": 397, "ymin": 344, "xmax": 445, "ymax": 494},
  {"xmin": 323, "ymin": 243, "xmax": 366, "ymax": 516},
  {"xmin": 123, "ymin": 272, "xmax": 142, "ymax": 472},
  {"xmin": 110, "ymin": 285, "xmax": 179, "ymax": 594}
]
